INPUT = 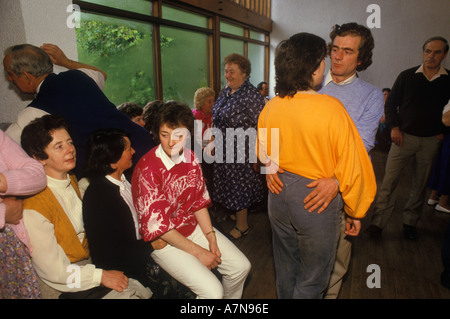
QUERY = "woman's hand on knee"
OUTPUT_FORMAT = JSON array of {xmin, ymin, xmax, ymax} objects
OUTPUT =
[{"xmin": 196, "ymin": 246, "xmax": 222, "ymax": 270}]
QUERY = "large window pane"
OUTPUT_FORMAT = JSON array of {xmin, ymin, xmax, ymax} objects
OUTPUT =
[
  {"xmin": 76, "ymin": 12, "xmax": 154, "ymax": 106},
  {"xmin": 81, "ymin": 0, "xmax": 152, "ymax": 15},
  {"xmin": 162, "ymin": 4, "xmax": 208, "ymax": 28},
  {"xmin": 220, "ymin": 38, "xmax": 244, "ymax": 89},
  {"xmin": 248, "ymin": 43, "xmax": 265, "ymax": 87},
  {"xmin": 160, "ymin": 26, "xmax": 209, "ymax": 108}
]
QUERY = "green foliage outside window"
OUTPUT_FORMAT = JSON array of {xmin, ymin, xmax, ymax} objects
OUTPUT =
[
  {"xmin": 128, "ymin": 70, "xmax": 154, "ymax": 106},
  {"xmin": 76, "ymin": 20, "xmax": 146, "ymax": 57},
  {"xmin": 76, "ymin": 17, "xmax": 174, "ymax": 107}
]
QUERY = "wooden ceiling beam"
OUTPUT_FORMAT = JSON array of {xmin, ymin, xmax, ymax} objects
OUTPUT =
[{"xmin": 165, "ymin": 0, "xmax": 272, "ymax": 32}]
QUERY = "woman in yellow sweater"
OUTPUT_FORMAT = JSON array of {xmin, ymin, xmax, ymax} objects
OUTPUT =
[{"xmin": 257, "ymin": 33, "xmax": 377, "ymax": 299}]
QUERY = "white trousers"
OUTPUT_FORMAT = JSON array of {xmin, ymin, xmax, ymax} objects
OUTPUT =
[{"xmin": 151, "ymin": 225, "xmax": 251, "ymax": 299}]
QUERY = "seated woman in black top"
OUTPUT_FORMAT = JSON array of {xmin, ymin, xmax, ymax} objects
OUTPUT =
[{"xmin": 82, "ymin": 128, "xmax": 194, "ymax": 299}]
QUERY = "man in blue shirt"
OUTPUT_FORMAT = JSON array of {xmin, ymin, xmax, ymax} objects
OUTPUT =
[
  {"xmin": 319, "ymin": 27, "xmax": 384, "ymax": 153},
  {"xmin": 318, "ymin": 23, "xmax": 383, "ymax": 299}
]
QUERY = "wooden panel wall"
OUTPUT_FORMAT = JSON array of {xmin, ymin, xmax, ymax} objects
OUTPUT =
[
  {"xmin": 174, "ymin": 0, "xmax": 272, "ymax": 32},
  {"xmin": 232, "ymin": 0, "xmax": 271, "ymax": 19}
]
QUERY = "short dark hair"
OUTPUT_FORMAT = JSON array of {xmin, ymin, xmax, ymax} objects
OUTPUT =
[
  {"xmin": 152, "ymin": 101, "xmax": 194, "ymax": 143},
  {"xmin": 256, "ymin": 81, "xmax": 267, "ymax": 90},
  {"xmin": 21, "ymin": 114, "xmax": 71, "ymax": 160},
  {"xmin": 275, "ymin": 32, "xmax": 327, "ymax": 98},
  {"xmin": 224, "ymin": 53, "xmax": 251, "ymax": 78},
  {"xmin": 84, "ymin": 129, "xmax": 130, "ymax": 177},
  {"xmin": 423, "ymin": 36, "xmax": 449, "ymax": 53},
  {"xmin": 257, "ymin": 81, "xmax": 267, "ymax": 90},
  {"xmin": 329, "ymin": 23, "xmax": 375, "ymax": 71},
  {"xmin": 143, "ymin": 100, "xmax": 164, "ymax": 133},
  {"xmin": 117, "ymin": 102, "xmax": 143, "ymax": 119}
]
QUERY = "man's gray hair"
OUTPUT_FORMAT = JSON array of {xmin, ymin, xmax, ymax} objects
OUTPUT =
[
  {"xmin": 422, "ymin": 36, "xmax": 449, "ymax": 54},
  {"xmin": 4, "ymin": 44, "xmax": 53, "ymax": 77}
]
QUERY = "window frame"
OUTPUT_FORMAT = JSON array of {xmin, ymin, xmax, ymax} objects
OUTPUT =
[{"xmin": 73, "ymin": 0, "xmax": 271, "ymax": 102}]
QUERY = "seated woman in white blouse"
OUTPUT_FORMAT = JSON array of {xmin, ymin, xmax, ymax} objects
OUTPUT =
[
  {"xmin": 20, "ymin": 114, "xmax": 151, "ymax": 299},
  {"xmin": 82, "ymin": 128, "xmax": 195, "ymax": 298}
]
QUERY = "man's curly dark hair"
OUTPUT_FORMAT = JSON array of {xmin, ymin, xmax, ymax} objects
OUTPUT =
[{"xmin": 329, "ymin": 22, "xmax": 375, "ymax": 72}]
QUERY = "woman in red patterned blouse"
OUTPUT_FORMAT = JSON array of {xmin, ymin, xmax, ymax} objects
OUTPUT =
[{"xmin": 131, "ymin": 101, "xmax": 251, "ymax": 299}]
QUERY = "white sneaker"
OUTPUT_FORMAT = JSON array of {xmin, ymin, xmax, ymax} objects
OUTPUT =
[
  {"xmin": 428, "ymin": 198, "xmax": 439, "ymax": 205},
  {"xmin": 435, "ymin": 204, "xmax": 450, "ymax": 214}
]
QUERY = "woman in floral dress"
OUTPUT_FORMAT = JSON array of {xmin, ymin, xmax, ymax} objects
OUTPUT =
[{"xmin": 212, "ymin": 54, "xmax": 266, "ymax": 239}]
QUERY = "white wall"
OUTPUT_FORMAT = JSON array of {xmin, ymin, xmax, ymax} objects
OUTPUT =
[
  {"xmin": 1, "ymin": 0, "xmax": 27, "ymax": 125},
  {"xmin": 0, "ymin": 0, "xmax": 76, "ymax": 124},
  {"xmin": 269, "ymin": 0, "xmax": 450, "ymax": 97}
]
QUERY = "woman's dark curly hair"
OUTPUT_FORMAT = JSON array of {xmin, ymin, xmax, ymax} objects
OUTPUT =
[
  {"xmin": 143, "ymin": 100, "xmax": 164, "ymax": 133},
  {"xmin": 274, "ymin": 32, "xmax": 327, "ymax": 98},
  {"xmin": 151, "ymin": 100, "xmax": 195, "ymax": 144},
  {"xmin": 329, "ymin": 23, "xmax": 375, "ymax": 71},
  {"xmin": 20, "ymin": 114, "xmax": 71, "ymax": 160}
]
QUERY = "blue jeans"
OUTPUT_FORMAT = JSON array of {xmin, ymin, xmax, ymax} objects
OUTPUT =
[{"xmin": 268, "ymin": 171, "xmax": 342, "ymax": 299}]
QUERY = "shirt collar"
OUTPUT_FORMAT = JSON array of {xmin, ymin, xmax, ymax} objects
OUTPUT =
[
  {"xmin": 443, "ymin": 100, "xmax": 450, "ymax": 115},
  {"xmin": 323, "ymin": 69, "xmax": 357, "ymax": 86},
  {"xmin": 36, "ymin": 74, "xmax": 51, "ymax": 93},
  {"xmin": 225, "ymin": 78, "xmax": 250, "ymax": 95},
  {"xmin": 36, "ymin": 79, "xmax": 44, "ymax": 93},
  {"xmin": 155, "ymin": 144, "xmax": 187, "ymax": 171},
  {"xmin": 416, "ymin": 64, "xmax": 448, "ymax": 81},
  {"xmin": 105, "ymin": 174, "xmax": 128, "ymax": 190}
]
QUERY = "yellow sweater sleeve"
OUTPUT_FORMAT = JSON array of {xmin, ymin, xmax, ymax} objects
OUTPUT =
[{"xmin": 330, "ymin": 113, "xmax": 377, "ymax": 218}]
